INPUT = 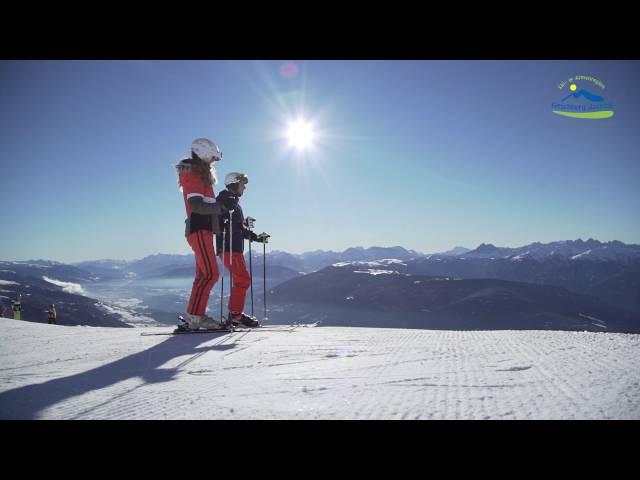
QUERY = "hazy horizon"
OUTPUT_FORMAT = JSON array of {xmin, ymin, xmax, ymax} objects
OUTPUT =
[{"xmin": 3, "ymin": 237, "xmax": 637, "ymax": 264}]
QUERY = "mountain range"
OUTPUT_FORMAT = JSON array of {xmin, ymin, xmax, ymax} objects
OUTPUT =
[
  {"xmin": 2, "ymin": 239, "xmax": 639, "ymax": 331},
  {"xmin": 68, "ymin": 239, "xmax": 640, "ymax": 278},
  {"xmin": 408, "ymin": 240, "xmax": 640, "ymax": 313},
  {"xmin": 268, "ymin": 261, "xmax": 640, "ymax": 333},
  {"xmin": 0, "ymin": 267, "xmax": 130, "ymax": 328}
]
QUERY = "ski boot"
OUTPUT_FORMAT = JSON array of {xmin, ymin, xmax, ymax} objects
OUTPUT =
[
  {"xmin": 228, "ymin": 311, "xmax": 260, "ymax": 328},
  {"xmin": 185, "ymin": 314, "xmax": 226, "ymax": 331}
]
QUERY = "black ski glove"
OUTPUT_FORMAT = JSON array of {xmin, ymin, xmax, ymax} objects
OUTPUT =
[{"xmin": 254, "ymin": 232, "xmax": 270, "ymax": 244}]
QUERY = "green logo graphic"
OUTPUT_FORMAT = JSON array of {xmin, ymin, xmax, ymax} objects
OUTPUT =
[{"xmin": 552, "ymin": 75, "xmax": 614, "ymax": 119}]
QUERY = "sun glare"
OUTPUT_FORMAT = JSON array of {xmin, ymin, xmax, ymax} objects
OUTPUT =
[{"xmin": 286, "ymin": 119, "xmax": 315, "ymax": 150}]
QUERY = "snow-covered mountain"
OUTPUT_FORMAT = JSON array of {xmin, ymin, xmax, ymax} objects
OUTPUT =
[
  {"xmin": 261, "ymin": 240, "xmax": 640, "ymax": 273},
  {"xmin": 0, "ymin": 261, "xmax": 161, "ymax": 328},
  {"xmin": 4, "ymin": 239, "xmax": 638, "ymax": 329},
  {"xmin": 72, "ymin": 259, "xmax": 129, "ymax": 271},
  {"xmin": 71, "ymin": 259, "xmax": 131, "ymax": 281},
  {"xmin": 463, "ymin": 243, "xmax": 514, "ymax": 259},
  {"xmin": 408, "ymin": 243, "xmax": 640, "ymax": 313},
  {"xmin": 71, "ymin": 255, "xmax": 196, "ymax": 280},
  {"xmin": 462, "ymin": 239, "xmax": 640, "ymax": 262},
  {"xmin": 0, "ymin": 317, "xmax": 638, "ymax": 419},
  {"xmin": 269, "ymin": 262, "xmax": 640, "ymax": 332},
  {"xmin": 70, "ymin": 239, "xmax": 639, "ymax": 280},
  {"xmin": 296, "ymin": 246, "xmax": 423, "ymax": 272},
  {"xmin": 0, "ymin": 271, "xmax": 131, "ymax": 328},
  {"xmin": 0, "ymin": 260, "xmax": 97, "ymax": 284},
  {"xmin": 259, "ymin": 251, "xmax": 307, "ymax": 272},
  {"xmin": 51, "ymin": 239, "xmax": 640, "ymax": 280},
  {"xmin": 117, "ymin": 247, "xmax": 425, "ymax": 276},
  {"xmin": 341, "ymin": 246, "xmax": 422, "ymax": 261},
  {"xmin": 436, "ymin": 246, "xmax": 471, "ymax": 256},
  {"xmin": 151, "ymin": 262, "xmax": 303, "ymax": 284},
  {"xmin": 125, "ymin": 254, "xmax": 195, "ymax": 276}
]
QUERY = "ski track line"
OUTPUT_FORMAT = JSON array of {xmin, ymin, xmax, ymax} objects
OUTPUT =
[
  {"xmin": 477, "ymin": 332, "xmax": 558, "ymax": 419},
  {"xmin": 513, "ymin": 332, "xmax": 618, "ymax": 419},
  {"xmin": 513, "ymin": 332, "xmax": 595, "ymax": 419},
  {"xmin": 353, "ymin": 329, "xmax": 422, "ymax": 419}
]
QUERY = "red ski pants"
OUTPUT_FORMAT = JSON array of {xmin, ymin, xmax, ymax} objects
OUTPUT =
[
  {"xmin": 220, "ymin": 252, "xmax": 251, "ymax": 314},
  {"xmin": 186, "ymin": 231, "xmax": 220, "ymax": 316}
]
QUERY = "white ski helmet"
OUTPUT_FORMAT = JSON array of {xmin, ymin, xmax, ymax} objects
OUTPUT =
[
  {"xmin": 224, "ymin": 172, "xmax": 249, "ymax": 186},
  {"xmin": 191, "ymin": 138, "xmax": 223, "ymax": 163}
]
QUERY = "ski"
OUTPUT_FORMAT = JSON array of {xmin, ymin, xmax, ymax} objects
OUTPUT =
[
  {"xmin": 139, "ymin": 314, "xmax": 309, "ymax": 336},
  {"xmin": 140, "ymin": 326, "xmax": 296, "ymax": 336},
  {"xmin": 139, "ymin": 314, "xmax": 297, "ymax": 336},
  {"xmin": 141, "ymin": 328, "xmax": 233, "ymax": 336}
]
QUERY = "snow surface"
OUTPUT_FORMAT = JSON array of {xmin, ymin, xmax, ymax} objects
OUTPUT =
[
  {"xmin": 10, "ymin": 262, "xmax": 52, "ymax": 268},
  {"xmin": 571, "ymin": 250, "xmax": 593, "ymax": 260},
  {"xmin": 42, "ymin": 276, "xmax": 86, "ymax": 295},
  {"xmin": 0, "ymin": 317, "xmax": 639, "ymax": 420},
  {"xmin": 94, "ymin": 302, "xmax": 160, "ymax": 327},
  {"xmin": 353, "ymin": 269, "xmax": 400, "ymax": 276},
  {"xmin": 333, "ymin": 259, "xmax": 407, "ymax": 268}
]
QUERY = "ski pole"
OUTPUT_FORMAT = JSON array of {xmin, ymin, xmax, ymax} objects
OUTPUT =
[
  {"xmin": 263, "ymin": 240, "xmax": 267, "ymax": 321},
  {"xmin": 249, "ymin": 238, "xmax": 254, "ymax": 318},
  {"xmin": 220, "ymin": 221, "xmax": 226, "ymax": 321},
  {"xmin": 245, "ymin": 216, "xmax": 256, "ymax": 319},
  {"xmin": 229, "ymin": 209, "xmax": 234, "ymax": 311}
]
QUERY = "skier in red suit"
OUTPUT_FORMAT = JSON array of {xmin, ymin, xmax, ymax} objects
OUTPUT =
[{"xmin": 175, "ymin": 138, "xmax": 229, "ymax": 330}]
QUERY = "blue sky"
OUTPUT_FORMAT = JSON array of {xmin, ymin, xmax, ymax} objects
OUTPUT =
[{"xmin": 1, "ymin": 60, "xmax": 638, "ymax": 262}]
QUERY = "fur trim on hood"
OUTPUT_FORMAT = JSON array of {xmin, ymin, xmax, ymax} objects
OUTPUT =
[
  {"xmin": 175, "ymin": 156, "xmax": 194, "ymax": 175},
  {"xmin": 175, "ymin": 156, "xmax": 218, "ymax": 188}
]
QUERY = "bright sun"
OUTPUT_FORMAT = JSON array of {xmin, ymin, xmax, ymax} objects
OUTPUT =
[{"xmin": 286, "ymin": 119, "xmax": 316, "ymax": 150}]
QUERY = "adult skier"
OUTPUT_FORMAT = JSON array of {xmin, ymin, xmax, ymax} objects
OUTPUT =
[
  {"xmin": 175, "ymin": 138, "xmax": 229, "ymax": 330},
  {"xmin": 47, "ymin": 304, "xmax": 57, "ymax": 325},
  {"xmin": 12, "ymin": 296, "xmax": 22, "ymax": 320}
]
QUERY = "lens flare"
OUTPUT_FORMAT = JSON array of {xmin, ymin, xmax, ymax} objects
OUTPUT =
[
  {"xmin": 279, "ymin": 61, "xmax": 299, "ymax": 79},
  {"xmin": 286, "ymin": 119, "xmax": 315, "ymax": 150}
]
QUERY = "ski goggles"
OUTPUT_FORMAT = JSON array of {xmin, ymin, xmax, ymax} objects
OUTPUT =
[{"xmin": 235, "ymin": 173, "xmax": 249, "ymax": 184}]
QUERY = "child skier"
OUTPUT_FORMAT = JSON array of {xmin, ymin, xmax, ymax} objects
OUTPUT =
[{"xmin": 216, "ymin": 172, "xmax": 270, "ymax": 328}]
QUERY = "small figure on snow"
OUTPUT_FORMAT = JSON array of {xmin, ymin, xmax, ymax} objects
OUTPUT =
[
  {"xmin": 12, "ymin": 296, "xmax": 22, "ymax": 321},
  {"xmin": 47, "ymin": 304, "xmax": 57, "ymax": 325}
]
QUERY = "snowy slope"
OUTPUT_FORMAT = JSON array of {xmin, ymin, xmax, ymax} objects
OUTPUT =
[{"xmin": 0, "ymin": 317, "xmax": 638, "ymax": 419}]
